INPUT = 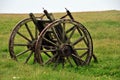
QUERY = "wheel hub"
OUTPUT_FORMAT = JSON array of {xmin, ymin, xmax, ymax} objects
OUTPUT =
[
  {"xmin": 27, "ymin": 40, "xmax": 36, "ymax": 51},
  {"xmin": 60, "ymin": 44, "xmax": 73, "ymax": 57}
]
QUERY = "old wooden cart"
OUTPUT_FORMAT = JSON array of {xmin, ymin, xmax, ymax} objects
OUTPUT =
[{"xmin": 9, "ymin": 9, "xmax": 97, "ymax": 68}]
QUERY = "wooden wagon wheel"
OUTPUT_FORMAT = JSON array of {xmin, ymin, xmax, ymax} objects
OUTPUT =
[
  {"xmin": 35, "ymin": 19, "xmax": 93, "ymax": 68},
  {"xmin": 9, "ymin": 17, "xmax": 43, "ymax": 64}
]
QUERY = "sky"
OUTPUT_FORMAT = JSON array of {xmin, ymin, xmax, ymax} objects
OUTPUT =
[{"xmin": 0, "ymin": 0, "xmax": 120, "ymax": 13}]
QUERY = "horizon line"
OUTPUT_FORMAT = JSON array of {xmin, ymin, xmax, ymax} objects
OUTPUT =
[{"xmin": 0, "ymin": 9, "xmax": 119, "ymax": 14}]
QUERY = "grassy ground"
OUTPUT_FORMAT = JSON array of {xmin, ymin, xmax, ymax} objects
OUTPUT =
[{"xmin": 0, "ymin": 10, "xmax": 120, "ymax": 80}]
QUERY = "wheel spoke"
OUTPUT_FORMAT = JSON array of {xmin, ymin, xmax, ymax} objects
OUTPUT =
[
  {"xmin": 43, "ymin": 37, "xmax": 58, "ymax": 47},
  {"xmin": 72, "ymin": 54, "xmax": 85, "ymax": 65},
  {"xmin": 66, "ymin": 57, "xmax": 73, "ymax": 67},
  {"xmin": 42, "ymin": 45, "xmax": 56, "ymax": 49},
  {"xmin": 62, "ymin": 23, "xmax": 66, "ymax": 42},
  {"xmin": 52, "ymin": 27, "xmax": 62, "ymax": 44},
  {"xmin": 77, "ymin": 27, "xmax": 88, "ymax": 47},
  {"xmin": 66, "ymin": 26, "xmax": 75, "ymax": 33},
  {"xmin": 67, "ymin": 27, "xmax": 76, "ymax": 42},
  {"xmin": 79, "ymin": 51, "xmax": 88, "ymax": 58},
  {"xmin": 16, "ymin": 49, "xmax": 30, "ymax": 57},
  {"xmin": 72, "ymin": 36, "xmax": 84, "ymax": 46},
  {"xmin": 17, "ymin": 31, "xmax": 31, "ymax": 42},
  {"xmin": 76, "ymin": 26, "xmax": 83, "ymax": 36},
  {"xmin": 14, "ymin": 43, "xmax": 28, "ymax": 46},
  {"xmin": 24, "ymin": 51, "xmax": 34, "ymax": 63},
  {"xmin": 44, "ymin": 52, "xmax": 58, "ymax": 65},
  {"xmin": 25, "ymin": 23, "xmax": 34, "ymax": 40},
  {"xmin": 35, "ymin": 26, "xmax": 38, "ymax": 39},
  {"xmin": 53, "ymin": 56, "xmax": 60, "ymax": 69},
  {"xmin": 41, "ymin": 49, "xmax": 58, "ymax": 52},
  {"xmin": 74, "ymin": 47, "xmax": 88, "ymax": 50},
  {"xmin": 43, "ymin": 52, "xmax": 51, "ymax": 58}
]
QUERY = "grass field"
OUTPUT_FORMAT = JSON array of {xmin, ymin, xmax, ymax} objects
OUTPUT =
[{"xmin": 0, "ymin": 10, "xmax": 120, "ymax": 80}]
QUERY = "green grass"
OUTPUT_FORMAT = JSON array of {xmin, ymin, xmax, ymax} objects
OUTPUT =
[{"xmin": 0, "ymin": 10, "xmax": 120, "ymax": 80}]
